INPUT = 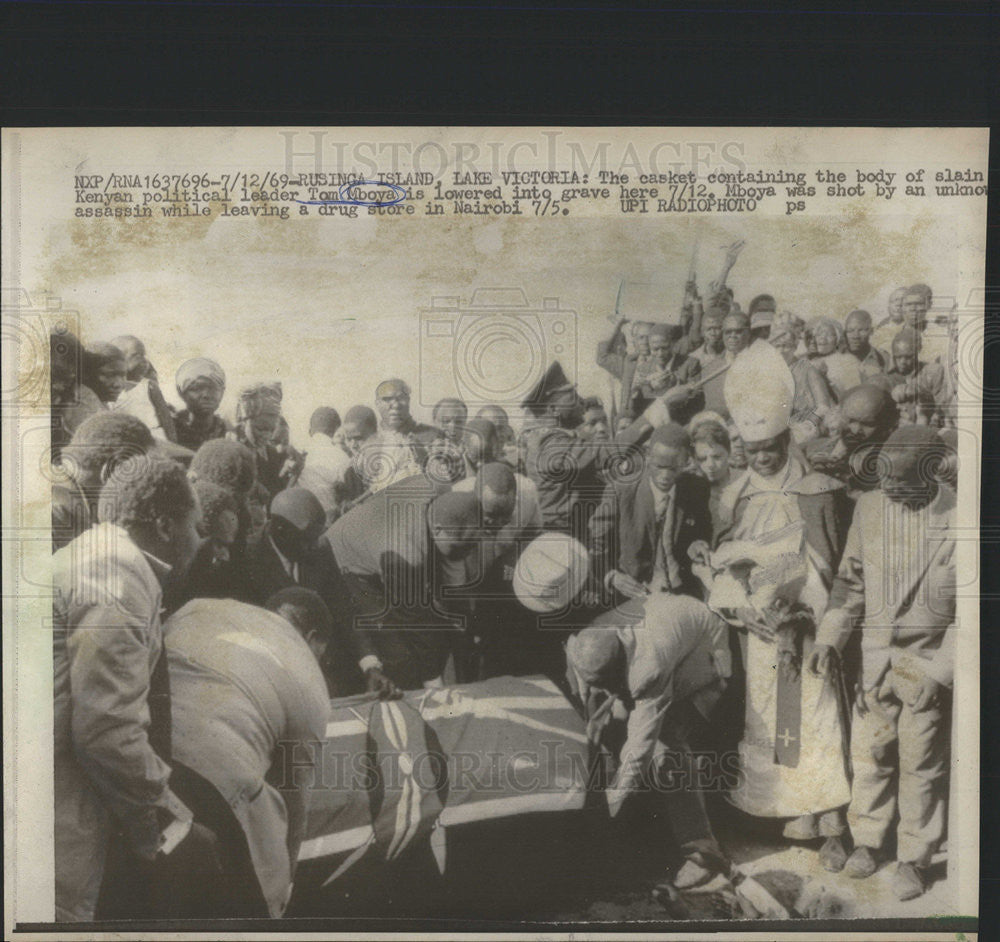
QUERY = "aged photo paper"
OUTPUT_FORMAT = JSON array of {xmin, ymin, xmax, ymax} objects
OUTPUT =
[{"xmin": 2, "ymin": 126, "xmax": 986, "ymax": 940}]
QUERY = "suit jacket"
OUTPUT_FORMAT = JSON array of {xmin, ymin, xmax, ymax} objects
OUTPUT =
[
  {"xmin": 634, "ymin": 353, "xmax": 702, "ymax": 408},
  {"xmin": 51, "ymin": 478, "xmax": 98, "ymax": 552},
  {"xmin": 574, "ymin": 595, "xmax": 730, "ymax": 816},
  {"xmin": 325, "ymin": 474, "xmax": 463, "ymax": 689},
  {"xmin": 817, "ymin": 485, "xmax": 956, "ymax": 689},
  {"xmin": 164, "ymin": 599, "xmax": 330, "ymax": 917},
  {"xmin": 52, "ymin": 524, "xmax": 189, "ymax": 921},
  {"xmin": 242, "ymin": 528, "xmax": 371, "ymax": 693},
  {"xmin": 589, "ymin": 471, "xmax": 712, "ymax": 599}
]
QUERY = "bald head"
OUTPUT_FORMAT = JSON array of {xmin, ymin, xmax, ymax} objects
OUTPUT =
[
  {"xmin": 429, "ymin": 490, "xmax": 480, "ymax": 559},
  {"xmin": 476, "ymin": 461, "xmax": 517, "ymax": 530},
  {"xmin": 375, "ymin": 378, "xmax": 412, "ymax": 430},
  {"xmin": 567, "ymin": 628, "xmax": 625, "ymax": 690},
  {"xmin": 842, "ymin": 384, "xmax": 894, "ymax": 424},
  {"xmin": 476, "ymin": 404, "xmax": 510, "ymax": 428},
  {"xmin": 271, "ymin": 487, "xmax": 324, "ymax": 531},
  {"xmin": 270, "ymin": 487, "xmax": 326, "ymax": 561},
  {"xmin": 880, "ymin": 425, "xmax": 946, "ymax": 508},
  {"xmin": 840, "ymin": 384, "xmax": 898, "ymax": 448},
  {"xmin": 844, "ymin": 310, "xmax": 873, "ymax": 356},
  {"xmin": 111, "ymin": 335, "xmax": 149, "ymax": 381}
]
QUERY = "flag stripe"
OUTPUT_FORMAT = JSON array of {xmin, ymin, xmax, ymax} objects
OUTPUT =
[
  {"xmin": 299, "ymin": 824, "xmax": 374, "ymax": 860},
  {"xmin": 439, "ymin": 790, "xmax": 586, "ymax": 827},
  {"xmin": 325, "ymin": 718, "xmax": 368, "ymax": 738}
]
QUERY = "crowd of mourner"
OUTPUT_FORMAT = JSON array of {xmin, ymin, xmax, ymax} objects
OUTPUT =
[{"xmin": 49, "ymin": 246, "xmax": 960, "ymax": 920}]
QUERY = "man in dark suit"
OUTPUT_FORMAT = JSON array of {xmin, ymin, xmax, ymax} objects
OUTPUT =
[
  {"xmin": 241, "ymin": 487, "xmax": 375, "ymax": 697},
  {"xmin": 589, "ymin": 423, "xmax": 712, "ymax": 603},
  {"xmin": 326, "ymin": 468, "xmax": 516, "ymax": 691},
  {"xmin": 633, "ymin": 323, "xmax": 704, "ymax": 424}
]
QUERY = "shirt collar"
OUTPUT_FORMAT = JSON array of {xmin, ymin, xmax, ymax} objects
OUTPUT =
[
  {"xmin": 648, "ymin": 477, "xmax": 676, "ymax": 501},
  {"xmin": 140, "ymin": 548, "xmax": 173, "ymax": 582}
]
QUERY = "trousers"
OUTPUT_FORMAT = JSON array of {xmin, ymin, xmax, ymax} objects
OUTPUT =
[
  {"xmin": 95, "ymin": 762, "xmax": 268, "ymax": 920},
  {"xmin": 848, "ymin": 664, "xmax": 950, "ymax": 866}
]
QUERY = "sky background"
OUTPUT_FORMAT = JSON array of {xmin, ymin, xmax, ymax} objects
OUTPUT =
[{"xmin": 10, "ymin": 127, "xmax": 988, "ymax": 447}]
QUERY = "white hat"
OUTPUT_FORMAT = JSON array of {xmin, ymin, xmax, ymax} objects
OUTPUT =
[
  {"xmin": 513, "ymin": 532, "xmax": 590, "ymax": 613},
  {"xmin": 724, "ymin": 339, "xmax": 796, "ymax": 443}
]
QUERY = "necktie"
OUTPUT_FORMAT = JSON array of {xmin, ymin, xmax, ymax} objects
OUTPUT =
[{"xmin": 654, "ymin": 489, "xmax": 683, "ymax": 591}]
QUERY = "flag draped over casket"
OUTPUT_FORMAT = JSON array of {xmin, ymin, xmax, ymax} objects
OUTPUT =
[{"xmin": 296, "ymin": 675, "xmax": 591, "ymax": 886}]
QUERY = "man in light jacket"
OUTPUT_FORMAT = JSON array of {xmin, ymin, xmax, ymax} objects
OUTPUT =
[
  {"xmin": 811, "ymin": 425, "xmax": 956, "ymax": 901},
  {"xmin": 162, "ymin": 590, "xmax": 332, "ymax": 917},
  {"xmin": 53, "ymin": 457, "xmax": 205, "ymax": 921},
  {"xmin": 567, "ymin": 593, "xmax": 732, "ymax": 892}
]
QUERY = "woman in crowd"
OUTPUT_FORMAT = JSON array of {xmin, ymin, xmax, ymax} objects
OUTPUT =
[
  {"xmin": 771, "ymin": 313, "xmax": 835, "ymax": 442},
  {"xmin": 810, "ymin": 316, "xmax": 861, "ymax": 402},
  {"xmin": 689, "ymin": 414, "xmax": 733, "ymax": 538},
  {"xmin": 231, "ymin": 381, "xmax": 303, "ymax": 500},
  {"xmin": 173, "ymin": 357, "xmax": 231, "ymax": 450},
  {"xmin": 80, "ymin": 341, "xmax": 127, "ymax": 409},
  {"xmin": 426, "ymin": 396, "xmax": 469, "ymax": 484}
]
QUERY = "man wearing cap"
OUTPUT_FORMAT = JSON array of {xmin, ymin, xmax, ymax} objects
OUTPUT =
[
  {"xmin": 357, "ymin": 378, "xmax": 438, "ymax": 493},
  {"xmin": 810, "ymin": 426, "xmax": 955, "ymax": 900},
  {"xmin": 172, "ymin": 357, "xmax": 230, "ymax": 452},
  {"xmin": 590, "ymin": 423, "xmax": 712, "ymax": 604},
  {"xmin": 327, "ymin": 470, "xmax": 516, "ymax": 690},
  {"xmin": 241, "ymin": 487, "xmax": 370, "ymax": 697},
  {"xmin": 521, "ymin": 361, "xmax": 617, "ymax": 538},
  {"xmin": 747, "ymin": 295, "xmax": 777, "ymax": 342},
  {"xmin": 804, "ymin": 384, "xmax": 899, "ymax": 498},
  {"xmin": 566, "ymin": 593, "xmax": 732, "ymax": 891},
  {"xmin": 298, "ymin": 406, "xmax": 366, "ymax": 525},
  {"xmin": 703, "ymin": 341, "xmax": 853, "ymax": 844}
]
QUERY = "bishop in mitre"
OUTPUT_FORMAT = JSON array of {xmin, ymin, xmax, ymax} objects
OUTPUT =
[{"xmin": 691, "ymin": 340, "xmax": 854, "ymax": 852}]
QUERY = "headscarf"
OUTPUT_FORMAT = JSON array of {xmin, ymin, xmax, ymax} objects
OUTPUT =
[
  {"xmin": 176, "ymin": 357, "xmax": 226, "ymax": 397},
  {"xmin": 770, "ymin": 311, "xmax": 797, "ymax": 343},
  {"xmin": 805, "ymin": 316, "xmax": 844, "ymax": 345},
  {"xmin": 236, "ymin": 381, "xmax": 282, "ymax": 423}
]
